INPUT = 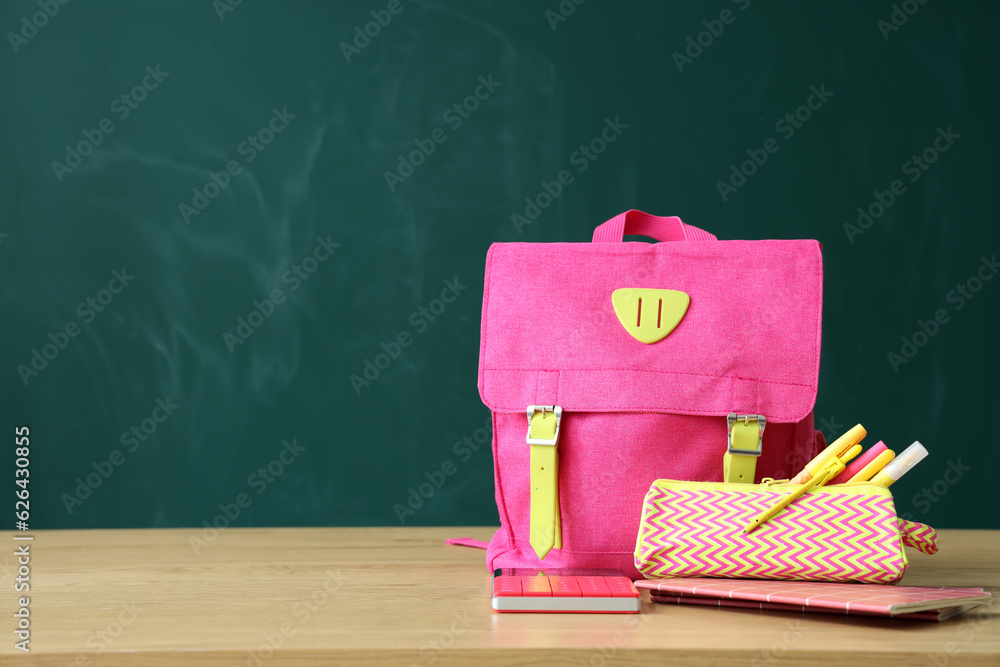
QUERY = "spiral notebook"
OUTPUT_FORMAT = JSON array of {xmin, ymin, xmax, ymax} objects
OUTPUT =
[{"xmin": 635, "ymin": 578, "xmax": 989, "ymax": 621}]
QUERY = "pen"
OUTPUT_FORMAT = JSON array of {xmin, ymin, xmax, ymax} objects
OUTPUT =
[
  {"xmin": 870, "ymin": 441, "xmax": 928, "ymax": 487},
  {"xmin": 744, "ymin": 465, "xmax": 836, "ymax": 533},
  {"xmin": 790, "ymin": 424, "xmax": 867, "ymax": 484},
  {"xmin": 745, "ymin": 445, "xmax": 860, "ymax": 533}
]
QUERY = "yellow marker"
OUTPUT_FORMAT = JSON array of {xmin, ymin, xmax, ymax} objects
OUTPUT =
[
  {"xmin": 845, "ymin": 449, "xmax": 895, "ymax": 484},
  {"xmin": 790, "ymin": 424, "xmax": 866, "ymax": 484},
  {"xmin": 870, "ymin": 441, "xmax": 928, "ymax": 488}
]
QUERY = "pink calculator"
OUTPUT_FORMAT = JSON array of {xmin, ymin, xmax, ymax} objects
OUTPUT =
[{"xmin": 492, "ymin": 569, "xmax": 641, "ymax": 613}]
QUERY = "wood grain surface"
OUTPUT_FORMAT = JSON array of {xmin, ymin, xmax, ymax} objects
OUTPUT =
[{"xmin": 1, "ymin": 527, "xmax": 998, "ymax": 666}]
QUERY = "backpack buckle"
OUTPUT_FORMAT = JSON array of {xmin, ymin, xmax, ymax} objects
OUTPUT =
[
  {"xmin": 526, "ymin": 405, "xmax": 562, "ymax": 445},
  {"xmin": 727, "ymin": 413, "xmax": 766, "ymax": 456},
  {"xmin": 724, "ymin": 414, "xmax": 766, "ymax": 484}
]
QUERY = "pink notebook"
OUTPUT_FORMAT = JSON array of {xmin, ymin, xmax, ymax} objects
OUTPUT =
[{"xmin": 635, "ymin": 578, "xmax": 989, "ymax": 620}]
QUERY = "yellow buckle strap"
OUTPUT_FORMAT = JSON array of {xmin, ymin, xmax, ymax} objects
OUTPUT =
[
  {"xmin": 723, "ymin": 413, "xmax": 766, "ymax": 484},
  {"xmin": 527, "ymin": 406, "xmax": 562, "ymax": 560}
]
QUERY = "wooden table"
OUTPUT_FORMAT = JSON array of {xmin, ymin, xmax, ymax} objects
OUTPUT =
[{"xmin": 1, "ymin": 527, "xmax": 998, "ymax": 666}]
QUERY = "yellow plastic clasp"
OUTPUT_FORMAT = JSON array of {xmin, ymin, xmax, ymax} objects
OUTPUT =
[
  {"xmin": 527, "ymin": 406, "xmax": 562, "ymax": 560},
  {"xmin": 611, "ymin": 288, "xmax": 690, "ymax": 344},
  {"xmin": 723, "ymin": 413, "xmax": 766, "ymax": 484}
]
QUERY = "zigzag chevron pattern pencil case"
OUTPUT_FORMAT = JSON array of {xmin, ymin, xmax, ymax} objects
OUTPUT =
[{"xmin": 635, "ymin": 480, "xmax": 937, "ymax": 584}]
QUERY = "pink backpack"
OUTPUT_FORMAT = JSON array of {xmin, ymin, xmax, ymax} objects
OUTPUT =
[{"xmin": 478, "ymin": 210, "xmax": 825, "ymax": 577}]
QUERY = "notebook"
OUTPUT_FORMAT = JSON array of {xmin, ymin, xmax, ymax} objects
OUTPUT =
[
  {"xmin": 647, "ymin": 594, "xmax": 979, "ymax": 621},
  {"xmin": 635, "ymin": 578, "xmax": 989, "ymax": 621},
  {"xmin": 492, "ymin": 569, "xmax": 641, "ymax": 613}
]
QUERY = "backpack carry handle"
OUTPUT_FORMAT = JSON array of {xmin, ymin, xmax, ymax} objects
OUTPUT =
[{"xmin": 593, "ymin": 210, "xmax": 717, "ymax": 243}]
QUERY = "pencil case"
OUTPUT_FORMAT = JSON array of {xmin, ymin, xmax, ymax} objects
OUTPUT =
[{"xmin": 635, "ymin": 479, "xmax": 937, "ymax": 584}]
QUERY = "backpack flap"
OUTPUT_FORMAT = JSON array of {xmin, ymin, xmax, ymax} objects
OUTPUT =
[{"xmin": 478, "ymin": 237, "xmax": 823, "ymax": 421}]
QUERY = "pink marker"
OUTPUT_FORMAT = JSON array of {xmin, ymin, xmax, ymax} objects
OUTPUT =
[{"xmin": 829, "ymin": 441, "xmax": 888, "ymax": 485}]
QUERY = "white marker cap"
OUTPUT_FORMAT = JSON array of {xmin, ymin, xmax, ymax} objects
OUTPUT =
[{"xmin": 881, "ymin": 441, "xmax": 928, "ymax": 482}]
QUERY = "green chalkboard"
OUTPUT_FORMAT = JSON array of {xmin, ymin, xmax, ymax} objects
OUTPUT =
[{"xmin": 1, "ymin": 0, "xmax": 997, "ymax": 532}]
